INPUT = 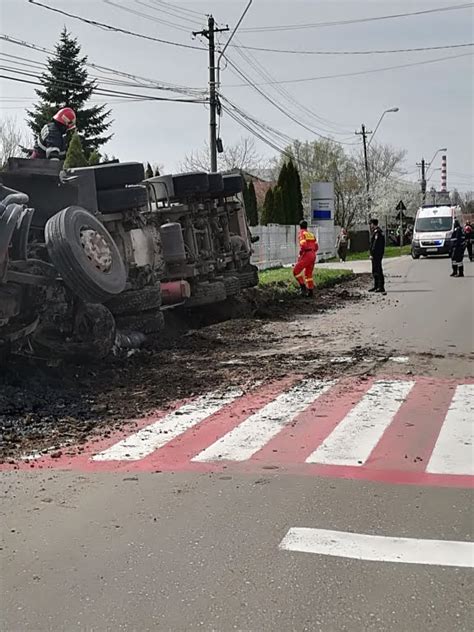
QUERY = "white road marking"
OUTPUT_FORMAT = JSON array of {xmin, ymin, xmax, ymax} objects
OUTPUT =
[
  {"xmin": 93, "ymin": 388, "xmax": 243, "ymax": 461},
  {"xmin": 279, "ymin": 528, "xmax": 474, "ymax": 568},
  {"xmin": 427, "ymin": 384, "xmax": 474, "ymax": 476},
  {"xmin": 306, "ymin": 380, "xmax": 415, "ymax": 466},
  {"xmin": 192, "ymin": 379, "xmax": 334, "ymax": 463}
]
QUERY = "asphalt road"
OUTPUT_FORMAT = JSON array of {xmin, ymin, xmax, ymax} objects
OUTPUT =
[{"xmin": 1, "ymin": 256, "xmax": 473, "ymax": 632}]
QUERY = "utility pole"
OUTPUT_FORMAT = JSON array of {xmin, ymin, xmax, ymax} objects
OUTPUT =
[
  {"xmin": 193, "ymin": 16, "xmax": 229, "ymax": 172},
  {"xmin": 355, "ymin": 124, "xmax": 372, "ymax": 222},
  {"xmin": 416, "ymin": 158, "xmax": 426, "ymax": 204}
]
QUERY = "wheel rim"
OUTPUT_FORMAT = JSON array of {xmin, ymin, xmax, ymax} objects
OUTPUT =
[{"xmin": 80, "ymin": 227, "xmax": 113, "ymax": 273}]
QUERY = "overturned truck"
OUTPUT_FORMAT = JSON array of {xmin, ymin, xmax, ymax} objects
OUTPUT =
[{"xmin": 0, "ymin": 159, "xmax": 259, "ymax": 360}]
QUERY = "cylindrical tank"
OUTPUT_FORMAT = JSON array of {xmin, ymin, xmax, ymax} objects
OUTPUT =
[{"xmin": 159, "ymin": 222, "xmax": 186, "ymax": 264}]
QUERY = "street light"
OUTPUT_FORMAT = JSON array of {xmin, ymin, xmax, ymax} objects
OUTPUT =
[
  {"xmin": 367, "ymin": 107, "xmax": 399, "ymax": 148},
  {"xmin": 425, "ymin": 147, "xmax": 447, "ymax": 176}
]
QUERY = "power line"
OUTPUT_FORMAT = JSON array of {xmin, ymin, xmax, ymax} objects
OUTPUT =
[
  {"xmin": 237, "ymin": 42, "xmax": 473, "ymax": 56},
  {"xmin": 229, "ymin": 39, "xmax": 354, "ymax": 137},
  {"xmin": 134, "ymin": 0, "xmax": 202, "ymax": 26},
  {"xmin": 223, "ymin": 56, "xmax": 359, "ymax": 145},
  {"xmin": 0, "ymin": 70, "xmax": 206, "ymax": 103},
  {"xmin": 102, "ymin": 1, "xmax": 197, "ymax": 34},
  {"xmin": 240, "ymin": 3, "xmax": 474, "ymax": 33},
  {"xmin": 225, "ymin": 52, "xmax": 473, "ymax": 87},
  {"xmin": 150, "ymin": 0, "xmax": 205, "ymax": 20},
  {"xmin": 27, "ymin": 0, "xmax": 205, "ymax": 51},
  {"xmin": 0, "ymin": 34, "xmax": 207, "ymax": 96}
]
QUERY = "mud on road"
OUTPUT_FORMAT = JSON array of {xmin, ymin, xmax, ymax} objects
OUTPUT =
[{"xmin": 0, "ymin": 274, "xmax": 389, "ymax": 462}]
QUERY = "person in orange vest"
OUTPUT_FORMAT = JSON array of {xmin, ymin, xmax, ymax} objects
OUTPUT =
[{"xmin": 293, "ymin": 220, "xmax": 318, "ymax": 297}]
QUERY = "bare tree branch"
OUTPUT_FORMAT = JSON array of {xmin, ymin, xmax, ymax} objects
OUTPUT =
[
  {"xmin": 179, "ymin": 137, "xmax": 264, "ymax": 174},
  {"xmin": 0, "ymin": 117, "xmax": 30, "ymax": 166}
]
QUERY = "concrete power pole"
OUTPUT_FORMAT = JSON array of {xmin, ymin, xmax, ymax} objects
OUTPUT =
[
  {"xmin": 193, "ymin": 17, "xmax": 229, "ymax": 172},
  {"xmin": 355, "ymin": 124, "xmax": 373, "ymax": 221},
  {"xmin": 417, "ymin": 158, "xmax": 427, "ymax": 204}
]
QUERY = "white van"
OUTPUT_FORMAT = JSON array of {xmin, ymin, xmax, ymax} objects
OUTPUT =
[{"xmin": 411, "ymin": 205, "xmax": 463, "ymax": 258}]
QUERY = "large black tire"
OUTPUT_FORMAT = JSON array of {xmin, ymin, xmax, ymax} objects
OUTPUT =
[
  {"xmin": 97, "ymin": 186, "xmax": 148, "ymax": 214},
  {"xmin": 222, "ymin": 174, "xmax": 243, "ymax": 196},
  {"xmin": 32, "ymin": 304, "xmax": 116, "ymax": 361},
  {"xmin": 411, "ymin": 249, "xmax": 420, "ymax": 260},
  {"xmin": 186, "ymin": 281, "xmax": 226, "ymax": 308},
  {"xmin": 115, "ymin": 310, "xmax": 165, "ymax": 334},
  {"xmin": 172, "ymin": 172, "xmax": 209, "ymax": 198},
  {"xmin": 106, "ymin": 286, "xmax": 162, "ymax": 316},
  {"xmin": 238, "ymin": 265, "xmax": 259, "ymax": 289},
  {"xmin": 45, "ymin": 206, "xmax": 127, "ymax": 303},
  {"xmin": 207, "ymin": 173, "xmax": 224, "ymax": 195},
  {"xmin": 70, "ymin": 162, "xmax": 145, "ymax": 190}
]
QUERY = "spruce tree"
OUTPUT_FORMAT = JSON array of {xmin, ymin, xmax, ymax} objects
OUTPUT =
[
  {"xmin": 27, "ymin": 28, "xmax": 112, "ymax": 157},
  {"xmin": 242, "ymin": 177, "xmax": 251, "ymax": 215},
  {"xmin": 63, "ymin": 132, "xmax": 88, "ymax": 168},
  {"xmin": 145, "ymin": 162, "xmax": 154, "ymax": 179},
  {"xmin": 293, "ymin": 161, "xmax": 304, "ymax": 223},
  {"xmin": 261, "ymin": 187, "xmax": 275, "ymax": 225},
  {"xmin": 154, "ymin": 166, "xmax": 161, "ymax": 176},
  {"xmin": 88, "ymin": 149, "xmax": 101, "ymax": 165},
  {"xmin": 247, "ymin": 181, "xmax": 259, "ymax": 226}
]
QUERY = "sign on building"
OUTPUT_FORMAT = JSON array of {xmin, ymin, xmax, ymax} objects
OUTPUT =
[{"xmin": 310, "ymin": 182, "xmax": 334, "ymax": 221}]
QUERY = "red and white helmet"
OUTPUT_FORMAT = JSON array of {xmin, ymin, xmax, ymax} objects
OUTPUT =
[{"xmin": 53, "ymin": 107, "xmax": 76, "ymax": 130}]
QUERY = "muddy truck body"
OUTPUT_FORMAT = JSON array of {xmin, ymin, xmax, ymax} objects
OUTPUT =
[{"xmin": 0, "ymin": 159, "xmax": 258, "ymax": 360}]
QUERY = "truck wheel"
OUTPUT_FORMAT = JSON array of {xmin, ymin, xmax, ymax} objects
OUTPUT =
[
  {"xmin": 222, "ymin": 174, "xmax": 243, "ymax": 196},
  {"xmin": 172, "ymin": 172, "xmax": 209, "ymax": 198},
  {"xmin": 238, "ymin": 265, "xmax": 259, "ymax": 289},
  {"xmin": 70, "ymin": 162, "xmax": 145, "ymax": 190},
  {"xmin": 207, "ymin": 173, "xmax": 224, "ymax": 196},
  {"xmin": 97, "ymin": 186, "xmax": 148, "ymax": 214},
  {"xmin": 186, "ymin": 281, "xmax": 226, "ymax": 307},
  {"xmin": 106, "ymin": 286, "xmax": 162, "ymax": 316},
  {"xmin": 115, "ymin": 310, "xmax": 165, "ymax": 334},
  {"xmin": 33, "ymin": 303, "xmax": 116, "ymax": 361},
  {"xmin": 45, "ymin": 206, "xmax": 127, "ymax": 303}
]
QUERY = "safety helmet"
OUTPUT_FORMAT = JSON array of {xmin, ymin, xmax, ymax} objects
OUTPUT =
[
  {"xmin": 299, "ymin": 220, "xmax": 308, "ymax": 229},
  {"xmin": 53, "ymin": 107, "xmax": 76, "ymax": 130}
]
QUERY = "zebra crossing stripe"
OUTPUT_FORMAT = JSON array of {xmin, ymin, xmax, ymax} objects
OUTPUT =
[
  {"xmin": 427, "ymin": 384, "xmax": 474, "ymax": 476},
  {"xmin": 192, "ymin": 379, "xmax": 335, "ymax": 463},
  {"xmin": 306, "ymin": 380, "xmax": 415, "ymax": 466},
  {"xmin": 92, "ymin": 388, "xmax": 243, "ymax": 462}
]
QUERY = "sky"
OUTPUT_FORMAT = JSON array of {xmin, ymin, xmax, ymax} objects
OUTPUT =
[{"xmin": 1, "ymin": 0, "xmax": 473, "ymax": 192}]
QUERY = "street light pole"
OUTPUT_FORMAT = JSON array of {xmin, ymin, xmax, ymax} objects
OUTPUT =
[{"xmin": 367, "ymin": 107, "xmax": 399, "ymax": 148}]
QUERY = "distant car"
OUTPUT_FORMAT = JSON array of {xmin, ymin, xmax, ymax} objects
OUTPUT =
[{"xmin": 411, "ymin": 205, "xmax": 463, "ymax": 258}]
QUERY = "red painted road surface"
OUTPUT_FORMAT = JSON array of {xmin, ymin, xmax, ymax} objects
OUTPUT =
[{"xmin": 3, "ymin": 376, "xmax": 473, "ymax": 488}]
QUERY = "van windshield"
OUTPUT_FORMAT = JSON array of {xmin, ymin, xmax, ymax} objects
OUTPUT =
[{"xmin": 415, "ymin": 216, "xmax": 452, "ymax": 232}]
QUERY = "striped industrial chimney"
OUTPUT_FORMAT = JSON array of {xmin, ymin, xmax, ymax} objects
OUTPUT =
[{"xmin": 440, "ymin": 154, "xmax": 447, "ymax": 191}]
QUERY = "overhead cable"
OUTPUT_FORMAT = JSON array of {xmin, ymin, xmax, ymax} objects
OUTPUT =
[
  {"xmin": 27, "ymin": 0, "xmax": 205, "ymax": 51},
  {"xmin": 225, "ymin": 52, "xmax": 473, "ymax": 87},
  {"xmin": 236, "ymin": 42, "xmax": 474, "ymax": 56},
  {"xmin": 239, "ymin": 3, "xmax": 474, "ymax": 33}
]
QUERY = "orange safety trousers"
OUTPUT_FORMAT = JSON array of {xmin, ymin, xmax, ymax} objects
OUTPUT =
[{"xmin": 293, "ymin": 251, "xmax": 316, "ymax": 289}]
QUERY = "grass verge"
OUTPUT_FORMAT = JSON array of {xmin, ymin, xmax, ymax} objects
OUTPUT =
[
  {"xmin": 331, "ymin": 245, "xmax": 411, "ymax": 261},
  {"xmin": 259, "ymin": 266, "xmax": 353, "ymax": 295}
]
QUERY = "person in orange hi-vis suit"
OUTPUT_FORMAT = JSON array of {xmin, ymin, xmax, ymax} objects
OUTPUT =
[{"xmin": 293, "ymin": 220, "xmax": 319, "ymax": 297}]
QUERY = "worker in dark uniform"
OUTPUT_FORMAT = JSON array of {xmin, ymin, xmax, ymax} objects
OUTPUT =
[
  {"xmin": 31, "ymin": 107, "xmax": 76, "ymax": 160},
  {"xmin": 464, "ymin": 220, "xmax": 473, "ymax": 262},
  {"xmin": 450, "ymin": 219, "xmax": 466, "ymax": 277},
  {"xmin": 369, "ymin": 218, "xmax": 386, "ymax": 294}
]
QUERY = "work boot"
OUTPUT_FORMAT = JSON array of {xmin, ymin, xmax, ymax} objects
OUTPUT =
[
  {"xmin": 307, "ymin": 288, "xmax": 314, "ymax": 298},
  {"xmin": 457, "ymin": 267, "xmax": 464, "ymax": 277},
  {"xmin": 450, "ymin": 265, "xmax": 457, "ymax": 277},
  {"xmin": 299, "ymin": 284, "xmax": 307, "ymax": 297},
  {"xmin": 368, "ymin": 287, "xmax": 377, "ymax": 292}
]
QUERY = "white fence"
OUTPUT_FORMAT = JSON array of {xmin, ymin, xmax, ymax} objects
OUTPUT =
[{"xmin": 251, "ymin": 224, "xmax": 337, "ymax": 270}]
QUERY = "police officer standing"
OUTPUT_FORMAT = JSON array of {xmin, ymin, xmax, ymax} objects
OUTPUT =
[
  {"xmin": 369, "ymin": 218, "xmax": 386, "ymax": 295},
  {"xmin": 464, "ymin": 220, "xmax": 473, "ymax": 262},
  {"xmin": 450, "ymin": 219, "xmax": 466, "ymax": 277}
]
